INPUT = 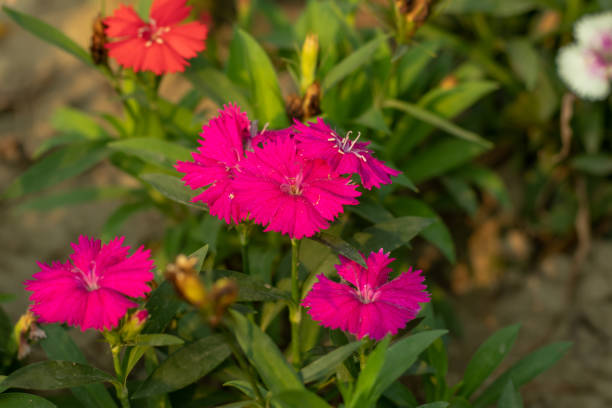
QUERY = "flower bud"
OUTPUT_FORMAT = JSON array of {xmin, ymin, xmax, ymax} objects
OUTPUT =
[
  {"xmin": 302, "ymin": 81, "xmax": 322, "ymax": 120},
  {"xmin": 209, "ymin": 278, "xmax": 238, "ymax": 326},
  {"xmin": 13, "ymin": 311, "xmax": 46, "ymax": 360},
  {"xmin": 121, "ymin": 309, "xmax": 148, "ymax": 340},
  {"xmin": 166, "ymin": 255, "xmax": 208, "ymax": 308},
  {"xmin": 90, "ymin": 14, "xmax": 108, "ymax": 66},
  {"xmin": 396, "ymin": 0, "xmax": 433, "ymax": 40},
  {"xmin": 300, "ymin": 34, "xmax": 319, "ymax": 93}
]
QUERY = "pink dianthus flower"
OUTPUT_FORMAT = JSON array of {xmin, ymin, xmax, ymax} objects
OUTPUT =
[
  {"xmin": 233, "ymin": 136, "xmax": 361, "ymax": 239},
  {"xmin": 104, "ymin": 0, "xmax": 208, "ymax": 75},
  {"xmin": 302, "ymin": 249, "xmax": 430, "ymax": 340},
  {"xmin": 176, "ymin": 104, "xmax": 251, "ymax": 224},
  {"xmin": 293, "ymin": 118, "xmax": 401, "ymax": 190},
  {"xmin": 25, "ymin": 236, "xmax": 154, "ymax": 332}
]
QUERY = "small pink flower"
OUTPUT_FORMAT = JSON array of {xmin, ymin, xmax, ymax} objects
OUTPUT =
[
  {"xmin": 176, "ymin": 104, "xmax": 251, "ymax": 224},
  {"xmin": 233, "ymin": 135, "xmax": 361, "ymax": 239},
  {"xmin": 25, "ymin": 236, "xmax": 154, "ymax": 332},
  {"xmin": 293, "ymin": 118, "xmax": 400, "ymax": 190},
  {"xmin": 302, "ymin": 249, "xmax": 430, "ymax": 340},
  {"xmin": 104, "ymin": 0, "xmax": 208, "ymax": 75}
]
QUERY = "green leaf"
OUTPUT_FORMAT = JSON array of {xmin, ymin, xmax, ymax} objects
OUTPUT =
[
  {"xmin": 384, "ymin": 99, "xmax": 491, "ymax": 148},
  {"xmin": 572, "ymin": 154, "xmax": 612, "ymax": 176},
  {"xmin": 17, "ymin": 187, "xmax": 133, "ymax": 212},
  {"xmin": 382, "ymin": 381, "xmax": 418, "ymax": 408},
  {"xmin": 403, "ymin": 139, "xmax": 488, "ymax": 184},
  {"xmin": 353, "ymin": 106, "xmax": 391, "ymax": 134},
  {"xmin": 51, "ymin": 107, "xmax": 107, "ymax": 139},
  {"xmin": 498, "ymin": 380, "xmax": 523, "ymax": 408},
  {"xmin": 449, "ymin": 396, "xmax": 472, "ymax": 408},
  {"xmin": 141, "ymin": 173, "xmax": 206, "ymax": 210},
  {"xmin": 2, "ymin": 7, "xmax": 93, "ymax": 66},
  {"xmin": 313, "ymin": 232, "xmax": 367, "ymax": 267},
  {"xmin": 473, "ymin": 342, "xmax": 572, "ymax": 408},
  {"xmin": 349, "ymin": 336, "xmax": 390, "ymax": 408},
  {"xmin": 40, "ymin": 325, "xmax": 117, "ymax": 408},
  {"xmin": 1, "ymin": 361, "xmax": 114, "ymax": 391},
  {"xmin": 460, "ymin": 325, "xmax": 520, "ymax": 398},
  {"xmin": 0, "ymin": 393, "xmax": 57, "ymax": 407},
  {"xmin": 273, "ymin": 390, "xmax": 332, "ymax": 408},
  {"xmin": 3, "ymin": 141, "xmax": 109, "ymax": 199},
  {"xmin": 353, "ymin": 216, "xmax": 433, "ymax": 253},
  {"xmin": 417, "ymin": 403, "xmax": 449, "ymax": 408},
  {"xmin": 191, "ymin": 244, "xmax": 209, "ymax": 274},
  {"xmin": 395, "ymin": 198, "xmax": 455, "ymax": 262},
  {"xmin": 506, "ymin": 40, "xmax": 539, "ymax": 90},
  {"xmin": 441, "ymin": 176, "xmax": 479, "ymax": 216},
  {"xmin": 137, "ymin": 0, "xmax": 154, "ymax": 19},
  {"xmin": 143, "ymin": 281, "xmax": 182, "ymax": 334},
  {"xmin": 229, "ymin": 310, "xmax": 303, "ymax": 393},
  {"xmin": 109, "ymin": 138, "xmax": 192, "ymax": 171},
  {"xmin": 213, "ymin": 270, "xmax": 290, "ymax": 302},
  {"xmin": 396, "ymin": 41, "xmax": 441, "ymax": 95},
  {"xmin": 322, "ymin": 35, "xmax": 388, "ymax": 92},
  {"xmin": 184, "ymin": 59, "xmax": 254, "ymax": 115},
  {"xmin": 440, "ymin": 0, "xmax": 537, "ymax": 17},
  {"xmin": 455, "ymin": 165, "xmax": 511, "ymax": 209},
  {"xmin": 349, "ymin": 196, "xmax": 394, "ymax": 224},
  {"xmin": 372, "ymin": 330, "xmax": 447, "ymax": 401},
  {"xmin": 301, "ymin": 341, "xmax": 362, "ymax": 384},
  {"xmin": 128, "ymin": 334, "xmax": 184, "ymax": 347},
  {"xmin": 227, "ymin": 28, "xmax": 287, "ymax": 127},
  {"xmin": 133, "ymin": 334, "xmax": 230, "ymax": 398}
]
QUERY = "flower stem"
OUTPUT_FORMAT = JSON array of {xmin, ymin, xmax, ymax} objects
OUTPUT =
[
  {"xmin": 289, "ymin": 238, "xmax": 301, "ymax": 368},
  {"xmin": 110, "ymin": 345, "xmax": 131, "ymax": 408},
  {"xmin": 238, "ymin": 225, "xmax": 250, "ymax": 275}
]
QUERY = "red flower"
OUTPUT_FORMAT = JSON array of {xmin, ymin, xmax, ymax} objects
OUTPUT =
[{"xmin": 104, "ymin": 0, "xmax": 208, "ymax": 75}]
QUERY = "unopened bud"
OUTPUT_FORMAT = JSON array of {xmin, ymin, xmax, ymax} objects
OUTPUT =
[
  {"xmin": 396, "ymin": 0, "xmax": 433, "ymax": 39},
  {"xmin": 286, "ymin": 94, "xmax": 305, "ymax": 120},
  {"xmin": 166, "ymin": 255, "xmax": 208, "ymax": 308},
  {"xmin": 121, "ymin": 309, "xmax": 148, "ymax": 340},
  {"xmin": 14, "ymin": 311, "xmax": 46, "ymax": 360},
  {"xmin": 90, "ymin": 14, "xmax": 108, "ymax": 66},
  {"xmin": 535, "ymin": 11, "xmax": 561, "ymax": 37},
  {"xmin": 209, "ymin": 278, "xmax": 238, "ymax": 326},
  {"xmin": 439, "ymin": 74, "xmax": 458, "ymax": 90},
  {"xmin": 300, "ymin": 34, "xmax": 319, "ymax": 93}
]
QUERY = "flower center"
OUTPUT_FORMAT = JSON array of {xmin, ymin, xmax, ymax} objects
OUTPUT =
[
  {"xmin": 138, "ymin": 18, "xmax": 171, "ymax": 47},
  {"xmin": 328, "ymin": 130, "xmax": 367, "ymax": 162},
  {"xmin": 280, "ymin": 172, "xmax": 304, "ymax": 196},
  {"xmin": 357, "ymin": 284, "xmax": 379, "ymax": 304},
  {"xmin": 74, "ymin": 261, "xmax": 100, "ymax": 292}
]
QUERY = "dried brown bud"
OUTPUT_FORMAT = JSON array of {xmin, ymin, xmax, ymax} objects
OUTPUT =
[
  {"xmin": 286, "ymin": 94, "xmax": 304, "ymax": 120},
  {"xmin": 90, "ymin": 14, "xmax": 108, "ymax": 66},
  {"xmin": 15, "ymin": 311, "xmax": 46, "ymax": 360},
  {"xmin": 166, "ymin": 255, "xmax": 207, "ymax": 308},
  {"xmin": 209, "ymin": 278, "xmax": 238, "ymax": 326},
  {"xmin": 396, "ymin": 0, "xmax": 433, "ymax": 38},
  {"xmin": 302, "ymin": 81, "xmax": 322, "ymax": 120}
]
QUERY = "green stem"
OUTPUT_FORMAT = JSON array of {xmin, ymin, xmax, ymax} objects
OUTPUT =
[
  {"xmin": 359, "ymin": 342, "xmax": 368, "ymax": 371},
  {"xmin": 238, "ymin": 225, "xmax": 250, "ymax": 275},
  {"xmin": 110, "ymin": 345, "xmax": 131, "ymax": 408},
  {"xmin": 289, "ymin": 238, "xmax": 301, "ymax": 368}
]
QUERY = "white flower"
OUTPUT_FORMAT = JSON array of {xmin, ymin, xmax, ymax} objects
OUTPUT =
[{"xmin": 557, "ymin": 12, "xmax": 612, "ymax": 100}]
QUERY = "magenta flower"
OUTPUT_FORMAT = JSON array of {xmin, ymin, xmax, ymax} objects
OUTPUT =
[
  {"xmin": 176, "ymin": 104, "xmax": 251, "ymax": 224},
  {"xmin": 302, "ymin": 249, "xmax": 430, "ymax": 340},
  {"xmin": 233, "ymin": 135, "xmax": 361, "ymax": 239},
  {"xmin": 293, "ymin": 118, "xmax": 401, "ymax": 190},
  {"xmin": 25, "ymin": 236, "xmax": 154, "ymax": 332}
]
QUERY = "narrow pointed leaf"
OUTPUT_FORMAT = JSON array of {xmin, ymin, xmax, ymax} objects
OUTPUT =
[
  {"xmin": 1, "ymin": 361, "xmax": 114, "ymax": 391},
  {"xmin": 0, "ymin": 393, "xmax": 57, "ymax": 407},
  {"xmin": 141, "ymin": 173, "xmax": 206, "ymax": 210},
  {"xmin": 301, "ymin": 341, "xmax": 362, "ymax": 384}
]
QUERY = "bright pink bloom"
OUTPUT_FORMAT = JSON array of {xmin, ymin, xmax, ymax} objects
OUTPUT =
[
  {"xmin": 293, "ymin": 118, "xmax": 401, "ymax": 190},
  {"xmin": 25, "ymin": 236, "xmax": 154, "ymax": 332},
  {"xmin": 104, "ymin": 0, "xmax": 208, "ymax": 75},
  {"xmin": 176, "ymin": 104, "xmax": 251, "ymax": 224},
  {"xmin": 302, "ymin": 249, "xmax": 430, "ymax": 340},
  {"xmin": 233, "ymin": 136, "xmax": 361, "ymax": 239}
]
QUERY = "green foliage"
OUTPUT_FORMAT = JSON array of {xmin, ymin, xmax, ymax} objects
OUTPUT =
[{"xmin": 0, "ymin": 393, "xmax": 57, "ymax": 408}]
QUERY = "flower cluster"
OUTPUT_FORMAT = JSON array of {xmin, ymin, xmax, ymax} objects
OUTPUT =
[
  {"xmin": 25, "ymin": 236, "xmax": 154, "ymax": 331},
  {"xmin": 557, "ymin": 12, "xmax": 612, "ymax": 100},
  {"xmin": 177, "ymin": 105, "xmax": 401, "ymax": 239},
  {"xmin": 104, "ymin": 0, "xmax": 208, "ymax": 75},
  {"xmin": 302, "ymin": 249, "xmax": 430, "ymax": 340}
]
